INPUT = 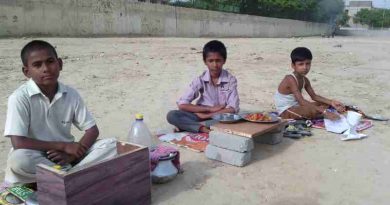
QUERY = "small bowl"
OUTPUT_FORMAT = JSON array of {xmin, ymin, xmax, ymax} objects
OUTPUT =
[{"xmin": 212, "ymin": 113, "xmax": 242, "ymax": 123}]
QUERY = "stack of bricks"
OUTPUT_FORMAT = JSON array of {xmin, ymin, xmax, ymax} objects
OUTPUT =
[{"xmin": 205, "ymin": 123, "xmax": 284, "ymax": 167}]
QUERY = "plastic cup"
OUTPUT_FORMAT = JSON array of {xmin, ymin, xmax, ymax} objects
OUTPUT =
[{"xmin": 347, "ymin": 111, "xmax": 362, "ymax": 126}]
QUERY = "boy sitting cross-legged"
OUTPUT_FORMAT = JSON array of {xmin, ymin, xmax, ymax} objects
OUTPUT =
[
  {"xmin": 167, "ymin": 40, "xmax": 240, "ymax": 133},
  {"xmin": 274, "ymin": 47, "xmax": 345, "ymax": 120},
  {"xmin": 4, "ymin": 40, "xmax": 116, "ymax": 185}
]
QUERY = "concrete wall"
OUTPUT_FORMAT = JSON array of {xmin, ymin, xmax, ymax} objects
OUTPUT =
[
  {"xmin": 0, "ymin": 0, "xmax": 330, "ymax": 38},
  {"xmin": 337, "ymin": 28, "xmax": 390, "ymax": 37}
]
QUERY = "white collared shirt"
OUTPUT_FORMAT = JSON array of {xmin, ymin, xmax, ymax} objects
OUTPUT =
[{"xmin": 4, "ymin": 79, "xmax": 96, "ymax": 142}]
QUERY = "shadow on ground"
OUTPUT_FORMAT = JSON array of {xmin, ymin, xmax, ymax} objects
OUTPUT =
[{"xmin": 151, "ymin": 160, "xmax": 218, "ymax": 203}]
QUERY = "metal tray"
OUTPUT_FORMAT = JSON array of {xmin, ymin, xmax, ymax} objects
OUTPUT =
[{"xmin": 212, "ymin": 113, "xmax": 242, "ymax": 124}]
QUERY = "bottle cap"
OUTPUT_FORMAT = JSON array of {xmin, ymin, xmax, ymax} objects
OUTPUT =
[
  {"xmin": 135, "ymin": 114, "xmax": 144, "ymax": 120},
  {"xmin": 53, "ymin": 165, "xmax": 62, "ymax": 170}
]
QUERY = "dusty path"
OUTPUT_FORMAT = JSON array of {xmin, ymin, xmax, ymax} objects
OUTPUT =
[{"xmin": 0, "ymin": 37, "xmax": 389, "ymax": 205}]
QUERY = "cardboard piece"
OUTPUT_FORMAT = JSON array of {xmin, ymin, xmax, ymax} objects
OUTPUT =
[{"xmin": 211, "ymin": 120, "xmax": 287, "ymax": 138}]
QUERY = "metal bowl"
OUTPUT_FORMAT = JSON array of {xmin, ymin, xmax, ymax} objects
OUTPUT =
[{"xmin": 212, "ymin": 113, "xmax": 242, "ymax": 123}]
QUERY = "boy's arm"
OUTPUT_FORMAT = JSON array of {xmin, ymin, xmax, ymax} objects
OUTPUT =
[
  {"xmin": 10, "ymin": 135, "xmax": 86, "ymax": 159},
  {"xmin": 304, "ymin": 78, "xmax": 345, "ymax": 112},
  {"xmin": 41, "ymin": 126, "xmax": 98, "ymax": 165},
  {"xmin": 46, "ymin": 125, "xmax": 99, "ymax": 165},
  {"xmin": 192, "ymin": 76, "xmax": 239, "ymax": 119},
  {"xmin": 304, "ymin": 78, "xmax": 332, "ymax": 105},
  {"xmin": 195, "ymin": 107, "xmax": 235, "ymax": 120},
  {"xmin": 287, "ymin": 77, "xmax": 325, "ymax": 114},
  {"xmin": 72, "ymin": 90, "xmax": 99, "ymax": 149},
  {"xmin": 78, "ymin": 125, "xmax": 99, "ymax": 150},
  {"xmin": 177, "ymin": 77, "xmax": 225, "ymax": 113},
  {"xmin": 178, "ymin": 104, "xmax": 217, "ymax": 113},
  {"xmin": 224, "ymin": 77, "xmax": 239, "ymax": 113}
]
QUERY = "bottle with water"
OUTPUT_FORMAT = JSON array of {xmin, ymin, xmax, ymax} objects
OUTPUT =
[{"xmin": 127, "ymin": 114, "xmax": 157, "ymax": 150}]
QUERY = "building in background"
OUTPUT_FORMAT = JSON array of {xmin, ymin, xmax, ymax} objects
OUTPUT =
[{"xmin": 345, "ymin": 1, "xmax": 373, "ymax": 27}]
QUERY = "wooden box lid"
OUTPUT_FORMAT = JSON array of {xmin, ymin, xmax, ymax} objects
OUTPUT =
[{"xmin": 211, "ymin": 120, "xmax": 287, "ymax": 138}]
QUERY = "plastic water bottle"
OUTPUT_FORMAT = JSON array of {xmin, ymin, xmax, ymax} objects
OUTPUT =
[{"xmin": 127, "ymin": 114, "xmax": 156, "ymax": 150}]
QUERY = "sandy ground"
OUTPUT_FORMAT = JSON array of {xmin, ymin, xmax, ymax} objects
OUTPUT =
[{"xmin": 0, "ymin": 36, "xmax": 389, "ymax": 205}]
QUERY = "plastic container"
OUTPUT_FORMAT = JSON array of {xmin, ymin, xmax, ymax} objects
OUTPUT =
[
  {"xmin": 127, "ymin": 114, "xmax": 157, "ymax": 150},
  {"xmin": 151, "ymin": 152, "xmax": 179, "ymax": 184}
]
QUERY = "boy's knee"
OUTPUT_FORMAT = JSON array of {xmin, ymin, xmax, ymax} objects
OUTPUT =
[
  {"xmin": 8, "ymin": 149, "xmax": 39, "ymax": 174},
  {"xmin": 166, "ymin": 110, "xmax": 181, "ymax": 124}
]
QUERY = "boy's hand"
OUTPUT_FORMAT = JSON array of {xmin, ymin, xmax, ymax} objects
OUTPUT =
[
  {"xmin": 63, "ymin": 142, "xmax": 87, "ymax": 159},
  {"xmin": 331, "ymin": 100, "xmax": 346, "ymax": 113},
  {"xmin": 47, "ymin": 150, "xmax": 77, "ymax": 165},
  {"xmin": 324, "ymin": 111, "xmax": 340, "ymax": 121},
  {"xmin": 195, "ymin": 112, "xmax": 212, "ymax": 120},
  {"xmin": 208, "ymin": 105, "xmax": 225, "ymax": 113}
]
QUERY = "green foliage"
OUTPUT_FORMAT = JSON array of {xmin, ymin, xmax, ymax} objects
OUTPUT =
[
  {"xmin": 170, "ymin": 0, "xmax": 345, "ymax": 23},
  {"xmin": 172, "ymin": 0, "xmax": 241, "ymax": 13},
  {"xmin": 354, "ymin": 8, "xmax": 390, "ymax": 28},
  {"xmin": 337, "ymin": 10, "xmax": 350, "ymax": 26}
]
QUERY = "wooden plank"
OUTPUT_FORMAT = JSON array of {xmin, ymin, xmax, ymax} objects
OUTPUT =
[
  {"xmin": 64, "ymin": 148, "xmax": 151, "ymax": 204},
  {"xmin": 67, "ymin": 161, "xmax": 151, "ymax": 205},
  {"xmin": 36, "ymin": 164, "xmax": 67, "ymax": 205},
  {"xmin": 116, "ymin": 141, "xmax": 142, "ymax": 154},
  {"xmin": 211, "ymin": 120, "xmax": 287, "ymax": 138}
]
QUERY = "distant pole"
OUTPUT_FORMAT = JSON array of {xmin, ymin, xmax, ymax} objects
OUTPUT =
[
  {"xmin": 383, "ymin": 0, "xmax": 387, "ymax": 29},
  {"xmin": 382, "ymin": 9, "xmax": 385, "ymax": 29}
]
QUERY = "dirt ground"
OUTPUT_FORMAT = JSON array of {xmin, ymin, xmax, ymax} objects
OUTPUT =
[{"xmin": 0, "ymin": 36, "xmax": 389, "ymax": 205}]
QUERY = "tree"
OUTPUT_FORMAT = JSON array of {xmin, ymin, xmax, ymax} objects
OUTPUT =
[
  {"xmin": 312, "ymin": 0, "xmax": 345, "ymax": 23},
  {"xmin": 171, "ymin": 0, "xmax": 345, "ymax": 23},
  {"xmin": 354, "ymin": 8, "xmax": 390, "ymax": 28},
  {"xmin": 336, "ymin": 10, "xmax": 350, "ymax": 27}
]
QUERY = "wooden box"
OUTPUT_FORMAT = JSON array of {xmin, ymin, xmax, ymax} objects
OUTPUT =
[{"xmin": 36, "ymin": 142, "xmax": 151, "ymax": 205}]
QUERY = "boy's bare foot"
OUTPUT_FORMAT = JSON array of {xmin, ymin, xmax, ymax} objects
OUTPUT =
[
  {"xmin": 173, "ymin": 127, "xmax": 181, "ymax": 133},
  {"xmin": 199, "ymin": 126, "xmax": 211, "ymax": 133}
]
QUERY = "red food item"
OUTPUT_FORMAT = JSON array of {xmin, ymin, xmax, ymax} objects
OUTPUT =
[{"xmin": 245, "ymin": 113, "xmax": 272, "ymax": 121}]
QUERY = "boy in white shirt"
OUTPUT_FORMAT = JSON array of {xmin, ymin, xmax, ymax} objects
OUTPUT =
[{"xmin": 4, "ymin": 40, "xmax": 115, "ymax": 184}]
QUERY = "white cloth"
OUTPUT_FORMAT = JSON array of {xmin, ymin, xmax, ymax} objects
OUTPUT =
[
  {"xmin": 274, "ymin": 74, "xmax": 305, "ymax": 115},
  {"xmin": 274, "ymin": 91, "xmax": 299, "ymax": 115},
  {"xmin": 4, "ymin": 79, "xmax": 96, "ymax": 142},
  {"xmin": 324, "ymin": 114, "xmax": 349, "ymax": 134},
  {"xmin": 341, "ymin": 133, "xmax": 367, "ymax": 141},
  {"xmin": 71, "ymin": 138, "xmax": 117, "ymax": 170}
]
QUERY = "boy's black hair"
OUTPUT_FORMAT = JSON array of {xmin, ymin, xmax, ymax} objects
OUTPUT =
[
  {"xmin": 290, "ymin": 47, "xmax": 312, "ymax": 64},
  {"xmin": 21, "ymin": 40, "xmax": 58, "ymax": 66},
  {"xmin": 203, "ymin": 40, "xmax": 227, "ymax": 61}
]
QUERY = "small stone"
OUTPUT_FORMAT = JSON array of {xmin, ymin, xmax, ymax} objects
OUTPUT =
[{"xmin": 254, "ymin": 56, "xmax": 264, "ymax": 60}]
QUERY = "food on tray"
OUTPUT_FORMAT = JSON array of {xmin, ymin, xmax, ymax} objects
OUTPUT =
[{"xmin": 243, "ymin": 113, "xmax": 273, "ymax": 122}]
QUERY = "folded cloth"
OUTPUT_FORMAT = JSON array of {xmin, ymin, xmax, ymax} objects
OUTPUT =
[
  {"xmin": 324, "ymin": 114, "xmax": 350, "ymax": 134},
  {"xmin": 70, "ymin": 138, "xmax": 118, "ymax": 171},
  {"xmin": 311, "ymin": 119, "xmax": 373, "ymax": 132},
  {"xmin": 158, "ymin": 132, "xmax": 209, "ymax": 152},
  {"xmin": 150, "ymin": 145, "xmax": 180, "ymax": 171},
  {"xmin": 311, "ymin": 119, "xmax": 325, "ymax": 129},
  {"xmin": 0, "ymin": 182, "xmax": 11, "ymax": 193},
  {"xmin": 341, "ymin": 133, "xmax": 367, "ymax": 141}
]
